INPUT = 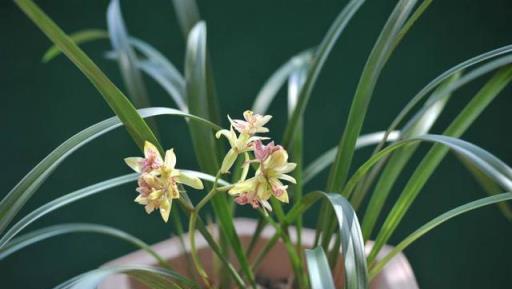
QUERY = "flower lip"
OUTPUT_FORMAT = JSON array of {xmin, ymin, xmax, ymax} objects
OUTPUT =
[{"xmin": 254, "ymin": 140, "xmax": 281, "ymax": 162}]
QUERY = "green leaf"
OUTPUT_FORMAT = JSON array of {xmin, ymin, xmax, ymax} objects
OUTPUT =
[
  {"xmin": 44, "ymin": 28, "xmax": 186, "ymax": 110},
  {"xmin": 369, "ymin": 193, "xmax": 512, "ymax": 278},
  {"xmin": 381, "ymin": 45, "xmax": 512, "ymax": 144},
  {"xmin": 137, "ymin": 60, "xmax": 187, "ymax": 111},
  {"xmin": 184, "ymin": 22, "xmax": 255, "ymax": 287},
  {"xmin": 368, "ymin": 66, "xmax": 512, "ymax": 263},
  {"xmin": 0, "ymin": 169, "xmax": 225, "ymax": 250},
  {"xmin": 288, "ymin": 58, "xmax": 309, "ymax": 258},
  {"xmin": 0, "ymin": 223, "xmax": 167, "ymax": 268},
  {"xmin": 53, "ymin": 265, "xmax": 196, "ymax": 289},
  {"xmin": 14, "ymin": 0, "xmax": 160, "ymax": 152},
  {"xmin": 107, "ymin": 0, "xmax": 151, "ymax": 109},
  {"xmin": 326, "ymin": 0, "xmax": 417, "ymax": 194},
  {"xmin": 42, "ymin": 29, "xmax": 109, "ymax": 62},
  {"xmin": 458, "ymin": 156, "xmax": 512, "ymax": 221},
  {"xmin": 185, "ymin": 22, "xmax": 219, "ymax": 173},
  {"xmin": 341, "ymin": 135, "xmax": 512, "ymax": 202},
  {"xmin": 361, "ymin": 72, "xmax": 461, "ymax": 239},
  {"xmin": 303, "ymin": 130, "xmax": 400, "ymax": 185},
  {"xmin": 286, "ymin": 192, "xmax": 368, "ymax": 289},
  {"xmin": 0, "ymin": 107, "xmax": 219, "ymax": 235},
  {"xmin": 282, "ymin": 0, "xmax": 366, "ymax": 146},
  {"xmin": 316, "ymin": 0, "xmax": 418, "ymax": 250},
  {"xmin": 326, "ymin": 193, "xmax": 368, "ymax": 289},
  {"xmin": 172, "ymin": 0, "xmax": 222, "ymax": 125},
  {"xmin": 171, "ymin": 0, "xmax": 201, "ymax": 38},
  {"xmin": 252, "ymin": 50, "xmax": 313, "ymax": 114},
  {"xmin": 0, "ymin": 174, "xmax": 137, "ymax": 248},
  {"xmin": 306, "ymin": 248, "xmax": 336, "ymax": 289}
]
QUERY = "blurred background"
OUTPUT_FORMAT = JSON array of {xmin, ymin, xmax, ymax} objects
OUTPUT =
[{"xmin": 1, "ymin": 0, "xmax": 511, "ymax": 288}]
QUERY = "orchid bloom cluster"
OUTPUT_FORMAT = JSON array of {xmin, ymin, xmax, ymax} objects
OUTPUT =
[
  {"xmin": 124, "ymin": 111, "xmax": 295, "ymax": 222},
  {"xmin": 217, "ymin": 110, "xmax": 297, "ymax": 211},
  {"xmin": 125, "ymin": 142, "xmax": 204, "ymax": 222}
]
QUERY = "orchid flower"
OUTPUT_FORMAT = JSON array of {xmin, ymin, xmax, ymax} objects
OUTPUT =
[
  {"xmin": 228, "ymin": 142, "xmax": 296, "ymax": 211},
  {"xmin": 125, "ymin": 141, "xmax": 204, "ymax": 222},
  {"xmin": 229, "ymin": 110, "xmax": 272, "ymax": 135},
  {"xmin": 216, "ymin": 111, "xmax": 270, "ymax": 174}
]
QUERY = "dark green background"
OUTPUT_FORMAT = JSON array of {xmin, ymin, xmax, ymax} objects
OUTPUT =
[{"xmin": 1, "ymin": 0, "xmax": 511, "ymax": 288}]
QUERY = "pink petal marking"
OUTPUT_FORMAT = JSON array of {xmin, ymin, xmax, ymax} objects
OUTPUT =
[{"xmin": 253, "ymin": 140, "xmax": 281, "ymax": 161}]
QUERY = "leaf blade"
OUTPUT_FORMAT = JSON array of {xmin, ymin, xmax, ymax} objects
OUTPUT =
[
  {"xmin": 306, "ymin": 247, "xmax": 336, "ymax": 289},
  {"xmin": 15, "ymin": 0, "xmax": 160, "ymax": 152}
]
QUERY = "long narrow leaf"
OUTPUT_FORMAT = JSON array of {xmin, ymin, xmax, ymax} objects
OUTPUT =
[
  {"xmin": 282, "ymin": 0, "xmax": 366, "ymax": 146},
  {"xmin": 42, "ymin": 29, "xmax": 108, "ymax": 62},
  {"xmin": 54, "ymin": 265, "xmax": 196, "ymax": 289},
  {"xmin": 285, "ymin": 192, "xmax": 368, "ymax": 289},
  {"xmin": 185, "ymin": 22, "xmax": 219, "ymax": 173},
  {"xmin": 326, "ymin": 0, "xmax": 417, "ymax": 194},
  {"xmin": 0, "ymin": 174, "xmax": 137, "ymax": 248},
  {"xmin": 288, "ymin": 59, "xmax": 309, "ymax": 258},
  {"xmin": 185, "ymin": 22, "xmax": 255, "ymax": 287},
  {"xmin": 14, "ymin": 0, "xmax": 160, "ymax": 152},
  {"xmin": 303, "ymin": 131, "xmax": 400, "ymax": 185},
  {"xmin": 252, "ymin": 50, "xmax": 313, "ymax": 114},
  {"xmin": 0, "ymin": 223, "xmax": 167, "ymax": 267},
  {"xmin": 361, "ymin": 72, "xmax": 461, "ymax": 239},
  {"xmin": 44, "ymin": 29, "xmax": 187, "ymax": 109},
  {"xmin": 0, "ymin": 169, "xmax": 224, "ymax": 249},
  {"xmin": 368, "ymin": 66, "xmax": 512, "ymax": 263},
  {"xmin": 0, "ymin": 107, "xmax": 219, "ymax": 234},
  {"xmin": 107, "ymin": 0, "xmax": 150, "ymax": 108},
  {"xmin": 369, "ymin": 193, "xmax": 512, "ymax": 278},
  {"xmin": 306, "ymin": 247, "xmax": 336, "ymax": 289},
  {"xmin": 459, "ymin": 157, "xmax": 512, "ymax": 220},
  {"xmin": 172, "ymin": 0, "xmax": 221, "ymax": 125},
  {"xmin": 137, "ymin": 60, "xmax": 187, "ymax": 111},
  {"xmin": 379, "ymin": 45, "xmax": 512, "ymax": 147}
]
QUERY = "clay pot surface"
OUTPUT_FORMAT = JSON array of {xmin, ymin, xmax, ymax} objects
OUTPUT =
[{"xmin": 100, "ymin": 218, "xmax": 419, "ymax": 289}]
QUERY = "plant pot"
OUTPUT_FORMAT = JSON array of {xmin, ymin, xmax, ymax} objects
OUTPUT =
[{"xmin": 100, "ymin": 218, "xmax": 419, "ymax": 289}]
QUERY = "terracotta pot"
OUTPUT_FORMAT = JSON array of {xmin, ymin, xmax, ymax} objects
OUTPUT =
[{"xmin": 100, "ymin": 218, "xmax": 419, "ymax": 289}]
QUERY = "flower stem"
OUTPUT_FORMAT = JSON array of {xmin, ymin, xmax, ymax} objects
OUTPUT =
[{"xmin": 188, "ymin": 171, "xmax": 223, "ymax": 289}]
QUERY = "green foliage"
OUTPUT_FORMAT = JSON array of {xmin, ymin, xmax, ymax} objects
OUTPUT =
[{"xmin": 5, "ymin": 0, "xmax": 512, "ymax": 288}]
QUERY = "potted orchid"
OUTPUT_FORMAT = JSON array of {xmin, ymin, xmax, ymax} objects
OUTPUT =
[{"xmin": 2, "ymin": 0, "xmax": 512, "ymax": 289}]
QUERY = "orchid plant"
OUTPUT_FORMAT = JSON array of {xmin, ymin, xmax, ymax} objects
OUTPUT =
[{"xmin": 2, "ymin": 0, "xmax": 512, "ymax": 289}]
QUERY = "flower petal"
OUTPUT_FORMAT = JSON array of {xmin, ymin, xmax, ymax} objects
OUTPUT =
[
  {"xmin": 148, "ymin": 190, "xmax": 163, "ymax": 201},
  {"xmin": 220, "ymin": 148, "xmax": 238, "ymax": 174},
  {"xmin": 277, "ymin": 163, "xmax": 297, "ymax": 174},
  {"xmin": 134, "ymin": 194, "xmax": 148, "ymax": 205},
  {"xmin": 144, "ymin": 204, "xmax": 155, "ymax": 214},
  {"xmin": 164, "ymin": 149, "xmax": 176, "ymax": 169},
  {"xmin": 144, "ymin": 141, "xmax": 163, "ymax": 163},
  {"xmin": 274, "ymin": 190, "xmax": 289, "ymax": 203},
  {"xmin": 278, "ymin": 173, "xmax": 296, "ymax": 184},
  {"xmin": 175, "ymin": 171, "xmax": 204, "ymax": 190},
  {"xmin": 228, "ymin": 177, "xmax": 257, "ymax": 195},
  {"xmin": 216, "ymin": 128, "xmax": 237, "ymax": 148},
  {"xmin": 124, "ymin": 157, "xmax": 144, "ymax": 173},
  {"xmin": 260, "ymin": 199, "xmax": 273, "ymax": 212},
  {"xmin": 159, "ymin": 198, "xmax": 171, "ymax": 222}
]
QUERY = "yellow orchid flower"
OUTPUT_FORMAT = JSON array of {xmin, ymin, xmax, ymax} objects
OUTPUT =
[
  {"xmin": 125, "ymin": 141, "xmax": 204, "ymax": 222},
  {"xmin": 229, "ymin": 110, "xmax": 272, "ymax": 135},
  {"xmin": 216, "ymin": 127, "xmax": 265, "ymax": 174},
  {"xmin": 228, "ymin": 141, "xmax": 296, "ymax": 211},
  {"xmin": 216, "ymin": 110, "xmax": 272, "ymax": 174}
]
